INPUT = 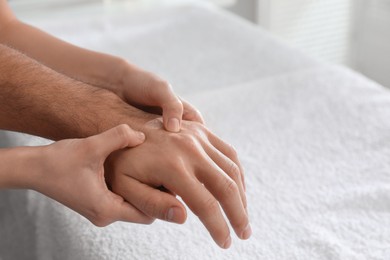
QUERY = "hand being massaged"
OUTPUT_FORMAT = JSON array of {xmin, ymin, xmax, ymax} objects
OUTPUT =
[
  {"xmin": 106, "ymin": 118, "xmax": 250, "ymax": 249},
  {"xmin": 0, "ymin": 116, "xmax": 250, "ymax": 249}
]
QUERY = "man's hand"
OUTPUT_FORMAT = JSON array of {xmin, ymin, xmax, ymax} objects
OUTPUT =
[
  {"xmin": 105, "ymin": 118, "xmax": 250, "ymax": 249},
  {"xmin": 114, "ymin": 63, "xmax": 204, "ymax": 132},
  {"xmin": 30, "ymin": 125, "xmax": 154, "ymax": 226}
]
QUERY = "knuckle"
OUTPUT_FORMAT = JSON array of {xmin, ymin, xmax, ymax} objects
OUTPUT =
[
  {"xmin": 89, "ymin": 204, "xmax": 113, "ymax": 227},
  {"xmin": 155, "ymin": 79, "xmax": 173, "ymax": 93},
  {"xmin": 186, "ymin": 120, "xmax": 204, "ymax": 131},
  {"xmin": 91, "ymin": 217, "xmax": 111, "ymax": 227},
  {"xmin": 189, "ymin": 109, "xmax": 204, "ymax": 123},
  {"xmin": 90, "ymin": 213, "xmax": 112, "ymax": 227},
  {"xmin": 177, "ymin": 134, "xmax": 199, "ymax": 153},
  {"xmin": 153, "ymin": 81, "xmax": 182, "ymax": 105},
  {"xmin": 168, "ymin": 158, "xmax": 187, "ymax": 174},
  {"xmin": 117, "ymin": 124, "xmax": 131, "ymax": 135},
  {"xmin": 203, "ymin": 197, "xmax": 220, "ymax": 213},
  {"xmin": 228, "ymin": 162, "xmax": 241, "ymax": 179},
  {"xmin": 156, "ymin": 79, "xmax": 170, "ymax": 88},
  {"xmin": 223, "ymin": 178, "xmax": 239, "ymax": 195},
  {"xmin": 170, "ymin": 96, "xmax": 182, "ymax": 105},
  {"xmin": 164, "ymin": 98, "xmax": 183, "ymax": 112},
  {"xmin": 189, "ymin": 123, "xmax": 208, "ymax": 139},
  {"xmin": 115, "ymin": 124, "xmax": 131, "ymax": 139},
  {"xmin": 141, "ymin": 195, "xmax": 164, "ymax": 219}
]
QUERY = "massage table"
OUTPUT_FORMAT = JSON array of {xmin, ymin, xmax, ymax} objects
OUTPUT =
[{"xmin": 1, "ymin": 1, "xmax": 390, "ymax": 259}]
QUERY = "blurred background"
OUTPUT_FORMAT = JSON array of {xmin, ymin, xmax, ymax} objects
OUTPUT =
[
  {"xmin": 9, "ymin": 0, "xmax": 390, "ymax": 88},
  {"xmin": 227, "ymin": 0, "xmax": 390, "ymax": 88}
]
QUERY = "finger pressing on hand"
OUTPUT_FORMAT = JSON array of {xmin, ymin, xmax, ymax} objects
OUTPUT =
[
  {"xmin": 180, "ymin": 98, "xmax": 205, "ymax": 124},
  {"xmin": 116, "ymin": 176, "xmax": 187, "ymax": 224},
  {"xmin": 162, "ymin": 96, "xmax": 183, "ymax": 133},
  {"xmin": 148, "ymin": 82, "xmax": 183, "ymax": 132},
  {"xmin": 88, "ymin": 124, "xmax": 145, "ymax": 158}
]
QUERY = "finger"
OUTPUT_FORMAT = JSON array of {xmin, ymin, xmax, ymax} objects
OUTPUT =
[
  {"xmin": 197, "ymin": 160, "xmax": 251, "ymax": 241},
  {"xmin": 147, "ymin": 82, "xmax": 183, "ymax": 132},
  {"xmin": 107, "ymin": 191, "xmax": 155, "ymax": 225},
  {"xmin": 161, "ymin": 95, "xmax": 183, "ymax": 133},
  {"xmin": 115, "ymin": 176, "xmax": 187, "ymax": 224},
  {"xmin": 203, "ymin": 144, "xmax": 247, "ymax": 209},
  {"xmin": 180, "ymin": 99, "xmax": 205, "ymax": 124},
  {"xmin": 157, "ymin": 185, "xmax": 177, "ymax": 196},
  {"xmin": 164, "ymin": 176, "xmax": 232, "ymax": 249},
  {"xmin": 88, "ymin": 124, "xmax": 145, "ymax": 158},
  {"xmin": 207, "ymin": 132, "xmax": 246, "ymax": 191}
]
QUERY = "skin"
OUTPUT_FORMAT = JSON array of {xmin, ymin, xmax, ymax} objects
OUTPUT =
[
  {"xmin": 0, "ymin": 0, "xmax": 203, "ymax": 132},
  {"xmin": 0, "ymin": 125, "xmax": 154, "ymax": 226},
  {"xmin": 106, "ymin": 118, "xmax": 249, "ymax": 248},
  {"xmin": 0, "ymin": 1, "xmax": 251, "ymax": 248}
]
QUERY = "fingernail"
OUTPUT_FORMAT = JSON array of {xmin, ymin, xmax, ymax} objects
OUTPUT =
[
  {"xmin": 241, "ymin": 224, "xmax": 252, "ymax": 240},
  {"xmin": 168, "ymin": 118, "xmax": 180, "ymax": 132},
  {"xmin": 222, "ymin": 236, "xmax": 231, "ymax": 249},
  {"xmin": 167, "ymin": 207, "xmax": 181, "ymax": 223}
]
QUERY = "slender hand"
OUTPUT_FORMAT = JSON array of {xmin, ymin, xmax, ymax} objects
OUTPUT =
[
  {"xmin": 105, "ymin": 118, "xmax": 250, "ymax": 249},
  {"xmin": 0, "ymin": 0, "xmax": 203, "ymax": 132},
  {"xmin": 0, "ymin": 125, "xmax": 154, "ymax": 226}
]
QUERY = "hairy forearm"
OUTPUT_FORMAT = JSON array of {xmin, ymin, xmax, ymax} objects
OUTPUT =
[
  {"xmin": 0, "ymin": 16, "xmax": 126, "ymax": 94},
  {"xmin": 0, "ymin": 44, "xmax": 154, "ymax": 140}
]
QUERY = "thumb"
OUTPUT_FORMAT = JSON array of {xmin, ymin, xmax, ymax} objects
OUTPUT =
[
  {"xmin": 162, "ymin": 97, "xmax": 183, "ymax": 133},
  {"xmin": 147, "ymin": 81, "xmax": 183, "ymax": 132},
  {"xmin": 91, "ymin": 124, "xmax": 145, "ymax": 158}
]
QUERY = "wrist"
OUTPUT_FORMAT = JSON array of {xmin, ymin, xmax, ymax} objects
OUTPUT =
[
  {"xmin": 72, "ymin": 54, "xmax": 129, "ymax": 98},
  {"xmin": 108, "ymin": 59, "xmax": 149, "ymax": 102},
  {"xmin": 100, "ymin": 57, "xmax": 130, "ymax": 99},
  {"xmin": 0, "ymin": 146, "xmax": 46, "ymax": 190}
]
